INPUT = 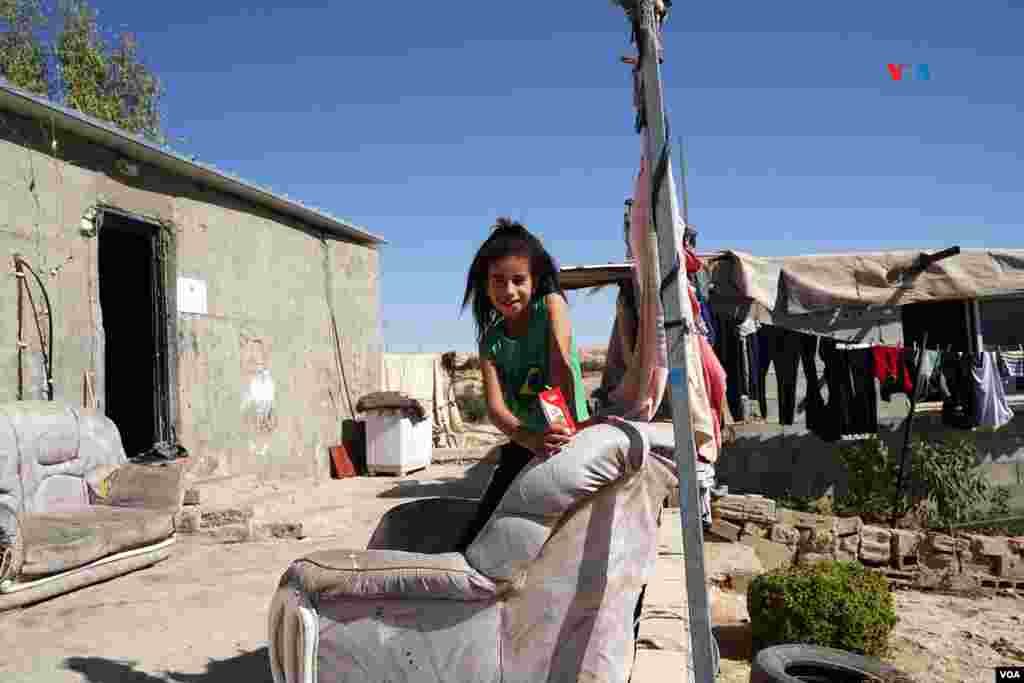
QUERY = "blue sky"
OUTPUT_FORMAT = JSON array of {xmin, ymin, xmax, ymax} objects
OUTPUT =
[{"xmin": 90, "ymin": 0, "xmax": 1022, "ymax": 352}]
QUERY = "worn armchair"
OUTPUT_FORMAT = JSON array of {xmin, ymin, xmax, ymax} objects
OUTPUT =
[
  {"xmin": 268, "ymin": 420, "xmax": 679, "ymax": 683},
  {"xmin": 0, "ymin": 401, "xmax": 184, "ymax": 611}
]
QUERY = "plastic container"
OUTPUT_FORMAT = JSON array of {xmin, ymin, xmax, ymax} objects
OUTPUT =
[{"xmin": 364, "ymin": 411, "xmax": 432, "ymax": 476}]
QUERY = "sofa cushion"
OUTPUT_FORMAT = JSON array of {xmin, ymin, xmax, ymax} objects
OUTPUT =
[
  {"xmin": 286, "ymin": 549, "xmax": 498, "ymax": 602},
  {"xmin": 19, "ymin": 505, "xmax": 173, "ymax": 578},
  {"xmin": 466, "ymin": 420, "xmax": 649, "ymax": 581}
]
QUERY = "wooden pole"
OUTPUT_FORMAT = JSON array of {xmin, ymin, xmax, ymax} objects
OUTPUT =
[{"xmin": 891, "ymin": 331, "xmax": 928, "ymax": 528}]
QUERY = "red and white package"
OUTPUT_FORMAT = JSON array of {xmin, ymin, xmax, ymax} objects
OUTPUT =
[{"xmin": 538, "ymin": 387, "xmax": 577, "ymax": 435}]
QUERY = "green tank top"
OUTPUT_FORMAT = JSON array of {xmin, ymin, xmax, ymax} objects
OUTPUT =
[{"xmin": 481, "ymin": 296, "xmax": 590, "ymax": 433}]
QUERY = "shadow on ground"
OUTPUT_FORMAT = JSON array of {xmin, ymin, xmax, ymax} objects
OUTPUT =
[
  {"xmin": 64, "ymin": 648, "xmax": 273, "ymax": 683},
  {"xmin": 376, "ymin": 459, "xmax": 496, "ymax": 499}
]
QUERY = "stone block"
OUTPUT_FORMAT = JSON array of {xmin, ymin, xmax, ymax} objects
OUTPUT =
[
  {"xmin": 211, "ymin": 520, "xmax": 255, "ymax": 544},
  {"xmin": 798, "ymin": 528, "xmax": 836, "ymax": 555},
  {"xmin": 777, "ymin": 509, "xmax": 834, "ymax": 533},
  {"xmin": 834, "ymin": 516, "xmax": 863, "ymax": 536},
  {"xmin": 741, "ymin": 536, "xmax": 796, "ymax": 572},
  {"xmin": 705, "ymin": 542, "xmax": 764, "ymax": 585},
  {"xmin": 173, "ymin": 507, "xmax": 202, "ymax": 534},
  {"xmin": 891, "ymin": 529, "xmax": 923, "ymax": 559},
  {"xmin": 706, "ymin": 520, "xmax": 742, "ymax": 542},
  {"xmin": 839, "ymin": 534, "xmax": 861, "ymax": 554},
  {"xmin": 835, "ymin": 550, "xmax": 857, "ymax": 562},
  {"xmin": 859, "ymin": 538, "xmax": 891, "ymax": 565},
  {"xmin": 798, "ymin": 552, "xmax": 836, "ymax": 566},
  {"xmin": 257, "ymin": 522, "xmax": 304, "ymax": 540},
  {"xmin": 927, "ymin": 533, "xmax": 969, "ymax": 555},
  {"xmin": 770, "ymin": 524, "xmax": 800, "ymax": 546},
  {"xmin": 717, "ymin": 495, "xmax": 777, "ymax": 525},
  {"xmin": 183, "ymin": 488, "xmax": 200, "ymax": 506},
  {"xmin": 920, "ymin": 550, "xmax": 959, "ymax": 572},
  {"xmin": 742, "ymin": 522, "xmax": 767, "ymax": 539},
  {"xmin": 862, "ymin": 525, "xmax": 892, "ymax": 545},
  {"xmin": 995, "ymin": 554, "xmax": 1024, "ymax": 579},
  {"xmin": 965, "ymin": 534, "xmax": 1010, "ymax": 558}
]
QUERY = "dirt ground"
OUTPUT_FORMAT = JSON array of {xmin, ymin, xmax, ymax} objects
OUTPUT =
[{"xmin": 2, "ymin": 457, "xmax": 1022, "ymax": 682}]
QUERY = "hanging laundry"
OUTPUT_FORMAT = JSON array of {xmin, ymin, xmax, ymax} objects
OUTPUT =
[
  {"xmin": 698, "ymin": 334, "xmax": 727, "ymax": 455},
  {"xmin": 714, "ymin": 314, "xmax": 747, "ymax": 422},
  {"xmin": 746, "ymin": 331, "xmax": 762, "ymax": 415},
  {"xmin": 941, "ymin": 353, "xmax": 979, "ymax": 430},
  {"xmin": 820, "ymin": 339, "xmax": 878, "ymax": 440},
  {"xmin": 871, "ymin": 346, "xmax": 914, "ymax": 402},
  {"xmin": 1000, "ymin": 349, "xmax": 1024, "ymax": 394},
  {"xmin": 912, "ymin": 349, "xmax": 948, "ymax": 402},
  {"xmin": 973, "ymin": 352, "xmax": 1014, "ymax": 430},
  {"xmin": 800, "ymin": 333, "xmax": 829, "ymax": 438},
  {"xmin": 756, "ymin": 325, "xmax": 802, "ymax": 425}
]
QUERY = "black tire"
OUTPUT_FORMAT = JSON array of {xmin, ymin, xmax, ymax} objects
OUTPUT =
[{"xmin": 750, "ymin": 644, "xmax": 913, "ymax": 683}]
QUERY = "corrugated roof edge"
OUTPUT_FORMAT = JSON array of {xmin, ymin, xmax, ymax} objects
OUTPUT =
[{"xmin": 0, "ymin": 80, "xmax": 386, "ymax": 246}]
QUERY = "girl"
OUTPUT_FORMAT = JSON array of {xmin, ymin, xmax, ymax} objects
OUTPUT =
[{"xmin": 455, "ymin": 217, "xmax": 592, "ymax": 551}]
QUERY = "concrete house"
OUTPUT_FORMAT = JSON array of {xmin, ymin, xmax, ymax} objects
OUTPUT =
[{"xmin": 0, "ymin": 81, "xmax": 384, "ymax": 481}]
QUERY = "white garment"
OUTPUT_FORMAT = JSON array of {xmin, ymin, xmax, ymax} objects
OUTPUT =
[{"xmin": 973, "ymin": 352, "xmax": 1014, "ymax": 430}]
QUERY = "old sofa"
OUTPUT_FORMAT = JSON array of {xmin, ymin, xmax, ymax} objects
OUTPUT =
[
  {"xmin": 0, "ymin": 401, "xmax": 184, "ymax": 611},
  {"xmin": 268, "ymin": 419, "xmax": 682, "ymax": 683}
]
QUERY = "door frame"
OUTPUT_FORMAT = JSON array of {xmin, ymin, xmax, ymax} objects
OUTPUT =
[{"xmin": 95, "ymin": 205, "xmax": 179, "ymax": 446}]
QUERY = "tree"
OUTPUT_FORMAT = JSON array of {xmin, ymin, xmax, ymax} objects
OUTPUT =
[
  {"xmin": 0, "ymin": 0, "xmax": 164, "ymax": 142},
  {"xmin": 0, "ymin": 0, "xmax": 48, "ymax": 95}
]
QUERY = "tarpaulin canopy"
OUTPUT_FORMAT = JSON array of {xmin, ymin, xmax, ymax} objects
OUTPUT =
[{"xmin": 709, "ymin": 249, "xmax": 1024, "ymax": 316}]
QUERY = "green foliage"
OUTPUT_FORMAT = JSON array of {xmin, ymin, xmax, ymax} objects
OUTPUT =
[
  {"xmin": 912, "ymin": 437, "xmax": 989, "ymax": 529},
  {"xmin": 834, "ymin": 436, "xmax": 910, "ymax": 521},
  {"xmin": 456, "ymin": 386, "xmax": 488, "ymax": 424},
  {"xmin": 773, "ymin": 490, "xmax": 816, "ymax": 513},
  {"xmin": 56, "ymin": 1, "xmax": 118, "ymax": 122},
  {"xmin": 0, "ymin": 0, "xmax": 164, "ymax": 141},
  {"xmin": 988, "ymin": 486, "xmax": 1012, "ymax": 518},
  {"xmin": 748, "ymin": 560, "xmax": 897, "ymax": 658},
  {"xmin": 0, "ymin": 0, "xmax": 48, "ymax": 95}
]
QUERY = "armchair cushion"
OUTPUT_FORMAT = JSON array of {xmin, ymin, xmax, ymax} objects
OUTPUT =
[
  {"xmin": 19, "ymin": 505, "xmax": 173, "ymax": 578},
  {"xmin": 284, "ymin": 549, "xmax": 499, "ymax": 603},
  {"xmin": 466, "ymin": 420, "xmax": 649, "ymax": 581}
]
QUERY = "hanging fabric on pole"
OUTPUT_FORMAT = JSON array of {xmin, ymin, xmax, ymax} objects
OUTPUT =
[{"xmin": 612, "ymin": 1, "xmax": 719, "ymax": 681}]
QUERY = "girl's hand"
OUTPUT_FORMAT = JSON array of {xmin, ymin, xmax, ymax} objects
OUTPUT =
[{"xmin": 525, "ymin": 424, "xmax": 573, "ymax": 458}]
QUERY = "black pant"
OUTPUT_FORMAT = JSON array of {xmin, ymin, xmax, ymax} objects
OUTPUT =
[
  {"xmin": 456, "ymin": 442, "xmax": 534, "ymax": 552},
  {"xmin": 757, "ymin": 326, "xmax": 802, "ymax": 425},
  {"xmin": 820, "ymin": 341, "xmax": 878, "ymax": 439},
  {"xmin": 800, "ymin": 333, "xmax": 827, "ymax": 436}
]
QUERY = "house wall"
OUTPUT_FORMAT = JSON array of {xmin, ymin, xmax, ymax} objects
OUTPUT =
[{"xmin": 0, "ymin": 109, "xmax": 380, "ymax": 481}]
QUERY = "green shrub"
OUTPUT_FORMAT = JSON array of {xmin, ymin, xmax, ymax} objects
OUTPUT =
[
  {"xmin": 913, "ymin": 437, "xmax": 988, "ymax": 531},
  {"xmin": 835, "ymin": 436, "xmax": 909, "ymax": 522},
  {"xmin": 748, "ymin": 560, "xmax": 897, "ymax": 658},
  {"xmin": 988, "ymin": 486, "xmax": 1012, "ymax": 517}
]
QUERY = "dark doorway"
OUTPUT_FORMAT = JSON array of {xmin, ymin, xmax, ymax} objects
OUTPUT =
[{"xmin": 98, "ymin": 210, "xmax": 170, "ymax": 458}]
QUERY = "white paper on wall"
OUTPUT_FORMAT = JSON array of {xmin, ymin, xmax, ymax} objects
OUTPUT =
[{"xmin": 177, "ymin": 277, "xmax": 208, "ymax": 315}]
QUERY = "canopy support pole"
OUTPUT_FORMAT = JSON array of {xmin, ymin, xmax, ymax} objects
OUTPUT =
[{"xmin": 629, "ymin": 2, "xmax": 716, "ymax": 680}]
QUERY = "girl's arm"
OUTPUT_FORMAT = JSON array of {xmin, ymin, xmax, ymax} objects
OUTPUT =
[
  {"xmin": 545, "ymin": 293, "xmax": 581, "ymax": 422},
  {"xmin": 480, "ymin": 349, "xmax": 567, "ymax": 455}
]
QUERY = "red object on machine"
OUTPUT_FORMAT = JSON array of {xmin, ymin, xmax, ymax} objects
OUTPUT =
[
  {"xmin": 329, "ymin": 445, "xmax": 357, "ymax": 479},
  {"xmin": 538, "ymin": 387, "xmax": 577, "ymax": 435}
]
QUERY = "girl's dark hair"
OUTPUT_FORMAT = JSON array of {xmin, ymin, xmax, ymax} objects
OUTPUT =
[{"xmin": 461, "ymin": 217, "xmax": 565, "ymax": 344}]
